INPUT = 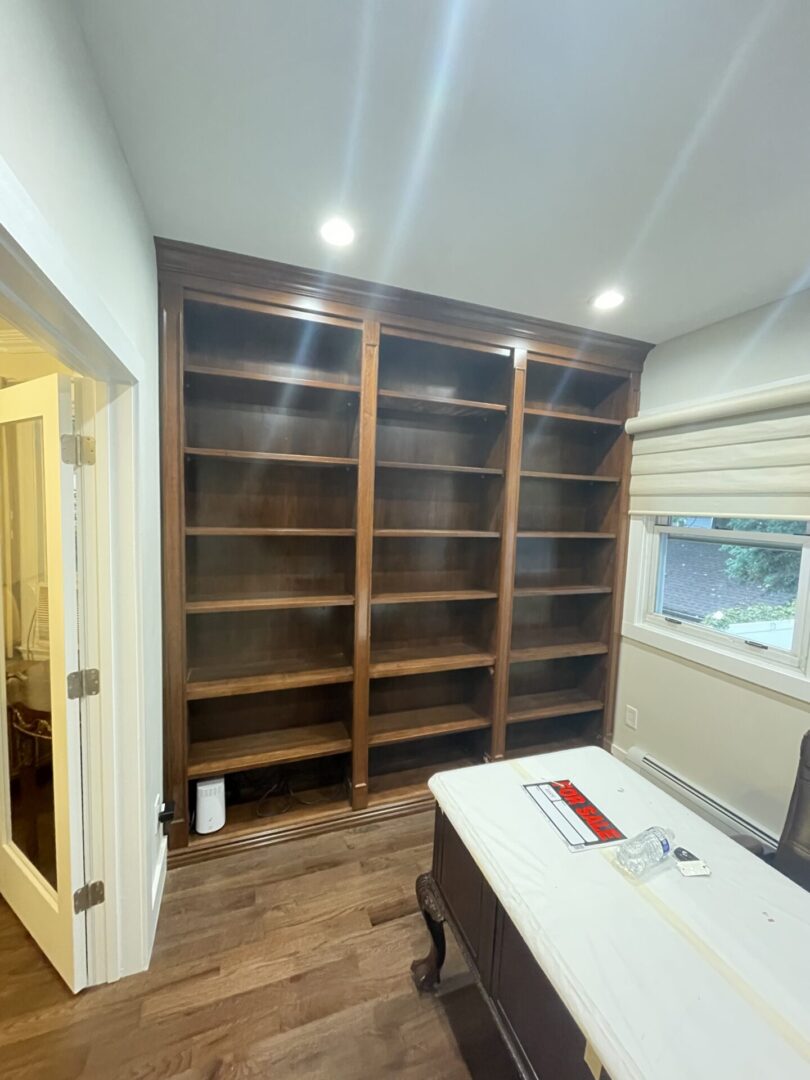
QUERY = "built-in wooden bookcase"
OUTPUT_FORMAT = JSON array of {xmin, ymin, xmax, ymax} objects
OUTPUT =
[{"xmin": 159, "ymin": 242, "xmax": 647, "ymax": 862}]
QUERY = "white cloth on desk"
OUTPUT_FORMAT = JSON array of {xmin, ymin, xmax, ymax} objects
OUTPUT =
[{"xmin": 430, "ymin": 747, "xmax": 810, "ymax": 1080}]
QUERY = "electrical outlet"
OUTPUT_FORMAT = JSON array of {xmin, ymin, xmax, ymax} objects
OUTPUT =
[{"xmin": 625, "ymin": 705, "xmax": 638, "ymax": 730}]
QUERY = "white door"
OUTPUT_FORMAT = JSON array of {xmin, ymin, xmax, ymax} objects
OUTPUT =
[{"xmin": 0, "ymin": 373, "xmax": 89, "ymax": 991}]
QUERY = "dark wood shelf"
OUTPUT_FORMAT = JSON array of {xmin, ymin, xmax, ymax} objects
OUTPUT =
[
  {"xmin": 186, "ymin": 527, "xmax": 356, "ymax": 537},
  {"xmin": 188, "ymin": 722, "xmax": 352, "ymax": 777},
  {"xmin": 185, "ymin": 447, "xmax": 358, "ymax": 468},
  {"xmin": 374, "ymin": 529, "xmax": 500, "ymax": 539},
  {"xmin": 378, "ymin": 388, "xmax": 507, "ymax": 416},
  {"xmin": 187, "ymin": 594, "xmax": 355, "ymax": 614},
  {"xmin": 513, "ymin": 585, "xmax": 612, "ymax": 598},
  {"xmin": 185, "ymin": 363, "xmax": 361, "ymax": 395},
  {"xmin": 510, "ymin": 640, "xmax": 608, "ymax": 664},
  {"xmin": 188, "ymin": 786, "xmax": 352, "ymax": 849},
  {"xmin": 377, "ymin": 460, "xmax": 503, "ymax": 476},
  {"xmin": 370, "ymin": 643, "xmax": 495, "ymax": 679},
  {"xmin": 369, "ymin": 703, "xmax": 490, "ymax": 747},
  {"xmin": 523, "ymin": 406, "xmax": 624, "ymax": 427},
  {"xmin": 186, "ymin": 662, "xmax": 354, "ymax": 700},
  {"xmin": 517, "ymin": 531, "xmax": 616, "ymax": 540},
  {"xmin": 504, "ymin": 733, "xmax": 597, "ymax": 761},
  {"xmin": 371, "ymin": 589, "xmax": 497, "ymax": 605},
  {"xmin": 520, "ymin": 470, "xmax": 620, "ymax": 483},
  {"xmin": 367, "ymin": 755, "xmax": 479, "ymax": 807},
  {"xmin": 507, "ymin": 689, "xmax": 603, "ymax": 725}
]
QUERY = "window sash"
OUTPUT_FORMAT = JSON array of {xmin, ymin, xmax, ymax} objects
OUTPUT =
[{"xmin": 640, "ymin": 520, "xmax": 810, "ymax": 671}]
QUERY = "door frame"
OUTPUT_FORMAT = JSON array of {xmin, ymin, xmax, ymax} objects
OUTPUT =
[{"xmin": 0, "ymin": 189, "xmax": 164, "ymax": 984}]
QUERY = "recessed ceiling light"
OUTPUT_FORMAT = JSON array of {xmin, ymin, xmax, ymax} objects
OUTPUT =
[
  {"xmin": 320, "ymin": 217, "xmax": 355, "ymax": 247},
  {"xmin": 592, "ymin": 288, "xmax": 625, "ymax": 311}
]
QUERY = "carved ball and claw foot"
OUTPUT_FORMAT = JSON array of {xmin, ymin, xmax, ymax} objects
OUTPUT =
[{"xmin": 411, "ymin": 872, "xmax": 447, "ymax": 992}]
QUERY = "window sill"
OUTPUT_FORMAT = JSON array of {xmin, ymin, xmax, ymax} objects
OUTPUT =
[{"xmin": 621, "ymin": 619, "xmax": 810, "ymax": 705}]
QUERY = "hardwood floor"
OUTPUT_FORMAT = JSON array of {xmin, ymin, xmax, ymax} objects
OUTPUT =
[{"xmin": 0, "ymin": 810, "xmax": 519, "ymax": 1079}]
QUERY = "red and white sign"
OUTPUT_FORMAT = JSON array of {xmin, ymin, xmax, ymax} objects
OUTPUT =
[{"xmin": 525, "ymin": 779, "xmax": 625, "ymax": 851}]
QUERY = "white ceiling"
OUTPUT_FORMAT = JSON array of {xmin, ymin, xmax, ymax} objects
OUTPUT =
[{"xmin": 75, "ymin": 0, "xmax": 810, "ymax": 344}]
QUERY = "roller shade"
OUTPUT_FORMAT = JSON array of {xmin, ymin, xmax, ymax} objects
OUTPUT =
[{"xmin": 626, "ymin": 379, "xmax": 810, "ymax": 519}]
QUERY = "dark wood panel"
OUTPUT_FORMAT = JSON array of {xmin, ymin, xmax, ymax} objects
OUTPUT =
[
  {"xmin": 378, "ymin": 333, "xmax": 514, "ymax": 407},
  {"xmin": 186, "ymin": 533, "xmax": 355, "ymax": 605},
  {"xmin": 351, "ymin": 320, "xmax": 380, "ymax": 810},
  {"xmin": 159, "ymin": 279, "xmax": 190, "ymax": 848},
  {"xmin": 491, "ymin": 350, "xmax": 526, "ymax": 760},
  {"xmin": 375, "ymin": 405, "xmax": 505, "ymax": 471},
  {"xmin": 368, "ymin": 732, "xmax": 485, "ymax": 806},
  {"xmin": 185, "ymin": 369, "xmax": 360, "ymax": 459},
  {"xmin": 186, "ymin": 456, "xmax": 357, "ymax": 530},
  {"xmin": 369, "ymin": 669, "xmax": 492, "ymax": 747},
  {"xmin": 188, "ymin": 721, "xmax": 352, "ymax": 776},
  {"xmin": 184, "ymin": 296, "xmax": 362, "ymax": 385},
  {"xmin": 372, "ymin": 535, "xmax": 499, "ymax": 596},
  {"xmin": 159, "ymin": 242, "xmax": 645, "ymax": 857},
  {"xmin": 436, "ymin": 816, "xmax": 497, "ymax": 974},
  {"xmin": 374, "ymin": 468, "xmax": 503, "ymax": 533},
  {"xmin": 186, "ymin": 606, "xmax": 354, "ymax": 691},
  {"xmin": 492, "ymin": 910, "xmax": 593, "ymax": 1080}
]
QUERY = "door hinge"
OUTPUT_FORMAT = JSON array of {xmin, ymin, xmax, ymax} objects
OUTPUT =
[
  {"xmin": 73, "ymin": 880, "xmax": 105, "ymax": 914},
  {"xmin": 67, "ymin": 668, "xmax": 100, "ymax": 699},
  {"xmin": 61, "ymin": 434, "xmax": 96, "ymax": 466}
]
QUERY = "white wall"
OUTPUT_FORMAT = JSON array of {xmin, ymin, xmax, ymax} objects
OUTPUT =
[
  {"xmin": 614, "ymin": 288, "xmax": 810, "ymax": 838},
  {"xmin": 0, "ymin": 0, "xmax": 164, "ymax": 973},
  {"xmin": 640, "ymin": 288, "xmax": 810, "ymax": 412}
]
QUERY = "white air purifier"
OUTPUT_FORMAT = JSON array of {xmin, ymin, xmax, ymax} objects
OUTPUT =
[{"xmin": 195, "ymin": 777, "xmax": 226, "ymax": 834}]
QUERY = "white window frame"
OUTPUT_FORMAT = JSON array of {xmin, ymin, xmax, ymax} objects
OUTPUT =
[{"xmin": 622, "ymin": 516, "xmax": 810, "ymax": 704}]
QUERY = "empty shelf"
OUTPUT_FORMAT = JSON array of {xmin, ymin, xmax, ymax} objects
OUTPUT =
[
  {"xmin": 513, "ymin": 585, "xmax": 612, "ymax": 598},
  {"xmin": 187, "ymin": 594, "xmax": 355, "ymax": 614},
  {"xmin": 186, "ymin": 662, "xmax": 354, "ymax": 700},
  {"xmin": 188, "ymin": 787, "xmax": 352, "ymax": 849},
  {"xmin": 510, "ymin": 641, "xmax": 608, "ymax": 664},
  {"xmin": 188, "ymin": 722, "xmax": 352, "ymax": 777},
  {"xmin": 517, "ymin": 531, "xmax": 616, "ymax": 540},
  {"xmin": 377, "ymin": 388, "xmax": 507, "ymax": 416},
  {"xmin": 369, "ymin": 703, "xmax": 490, "ymax": 747},
  {"xmin": 371, "ymin": 590, "xmax": 497, "ymax": 605},
  {"xmin": 367, "ymin": 756, "xmax": 479, "ymax": 807},
  {"xmin": 187, "ymin": 527, "xmax": 356, "ymax": 537},
  {"xmin": 185, "ymin": 447, "xmax": 358, "ymax": 467},
  {"xmin": 374, "ymin": 529, "xmax": 500, "ymax": 539},
  {"xmin": 520, "ymin": 470, "xmax": 621, "ymax": 483},
  {"xmin": 507, "ymin": 689, "xmax": 604, "ymax": 725},
  {"xmin": 185, "ymin": 363, "xmax": 361, "ymax": 395},
  {"xmin": 523, "ymin": 407, "xmax": 623, "ymax": 427},
  {"xmin": 369, "ymin": 643, "xmax": 495, "ymax": 679},
  {"xmin": 377, "ymin": 460, "xmax": 503, "ymax": 476}
]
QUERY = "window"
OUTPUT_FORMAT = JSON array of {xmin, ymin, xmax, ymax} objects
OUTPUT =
[{"xmin": 642, "ymin": 517, "xmax": 810, "ymax": 670}]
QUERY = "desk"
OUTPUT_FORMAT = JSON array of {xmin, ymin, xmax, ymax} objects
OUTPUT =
[{"xmin": 411, "ymin": 747, "xmax": 810, "ymax": 1080}]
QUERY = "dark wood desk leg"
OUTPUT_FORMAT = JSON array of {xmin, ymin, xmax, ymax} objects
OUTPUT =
[{"xmin": 411, "ymin": 872, "xmax": 447, "ymax": 992}]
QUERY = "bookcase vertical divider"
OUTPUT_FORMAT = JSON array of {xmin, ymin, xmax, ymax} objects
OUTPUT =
[
  {"xmin": 159, "ymin": 278, "xmax": 190, "ymax": 849},
  {"xmin": 602, "ymin": 369, "xmax": 640, "ymax": 746},
  {"xmin": 351, "ymin": 319, "xmax": 380, "ymax": 809},
  {"xmin": 490, "ymin": 349, "xmax": 527, "ymax": 760}
]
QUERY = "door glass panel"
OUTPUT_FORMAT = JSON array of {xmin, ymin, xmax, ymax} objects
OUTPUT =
[{"xmin": 1, "ymin": 418, "xmax": 57, "ymax": 888}]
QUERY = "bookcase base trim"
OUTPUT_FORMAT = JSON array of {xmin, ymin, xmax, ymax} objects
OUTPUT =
[{"xmin": 168, "ymin": 790, "xmax": 434, "ymax": 867}]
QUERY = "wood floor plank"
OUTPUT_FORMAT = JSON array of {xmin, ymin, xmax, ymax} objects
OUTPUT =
[{"xmin": 0, "ymin": 809, "xmax": 518, "ymax": 1080}]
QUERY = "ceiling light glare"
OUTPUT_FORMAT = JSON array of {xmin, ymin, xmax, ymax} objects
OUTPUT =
[
  {"xmin": 320, "ymin": 217, "xmax": 355, "ymax": 247},
  {"xmin": 592, "ymin": 289, "xmax": 625, "ymax": 311}
]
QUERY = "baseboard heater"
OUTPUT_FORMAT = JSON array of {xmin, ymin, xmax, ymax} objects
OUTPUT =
[{"xmin": 624, "ymin": 746, "xmax": 778, "ymax": 851}]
